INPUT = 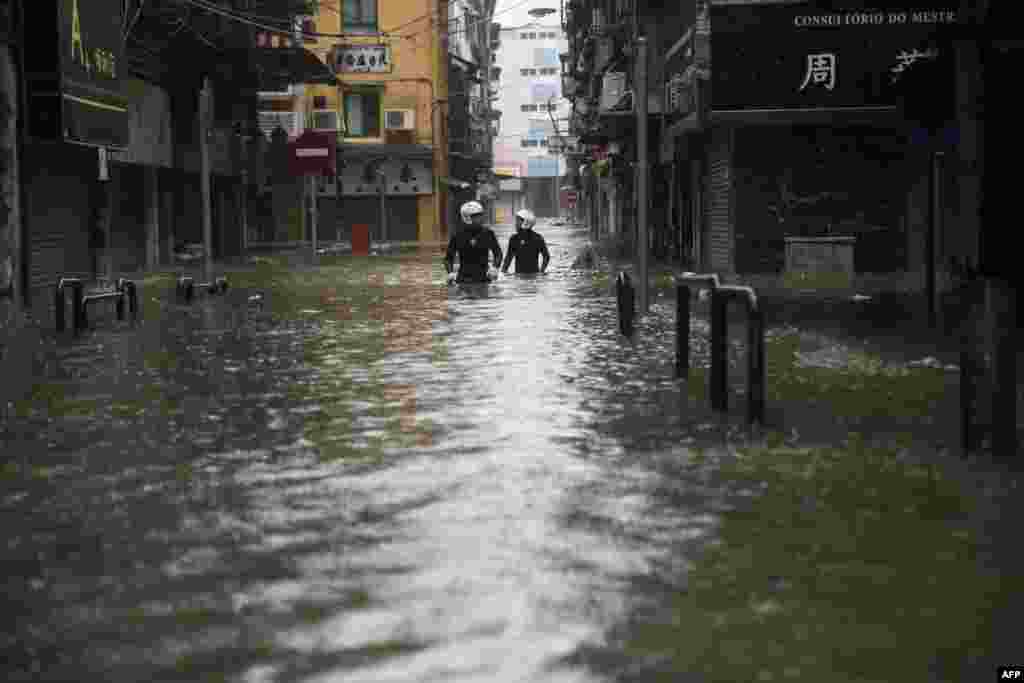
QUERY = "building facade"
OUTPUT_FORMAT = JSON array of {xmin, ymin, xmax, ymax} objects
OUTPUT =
[
  {"xmin": 564, "ymin": 0, "xmax": 967, "ymax": 285},
  {"xmin": 258, "ymin": 0, "xmax": 448, "ymax": 244},
  {"xmin": 446, "ymin": 0, "xmax": 494, "ymax": 230},
  {"xmin": 492, "ymin": 21, "xmax": 570, "ymax": 221}
]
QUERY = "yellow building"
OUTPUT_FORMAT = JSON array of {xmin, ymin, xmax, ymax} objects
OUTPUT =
[{"xmin": 259, "ymin": 0, "xmax": 449, "ymax": 244}]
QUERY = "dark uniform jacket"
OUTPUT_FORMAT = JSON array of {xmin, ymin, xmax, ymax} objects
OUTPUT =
[
  {"xmin": 446, "ymin": 225, "xmax": 502, "ymax": 282},
  {"xmin": 502, "ymin": 230, "xmax": 550, "ymax": 274}
]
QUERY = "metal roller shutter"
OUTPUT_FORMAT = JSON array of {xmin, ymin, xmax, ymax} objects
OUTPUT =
[
  {"xmin": 27, "ymin": 145, "xmax": 92, "ymax": 294},
  {"xmin": 339, "ymin": 196, "xmax": 419, "ymax": 242},
  {"xmin": 706, "ymin": 127, "xmax": 734, "ymax": 274},
  {"xmin": 342, "ymin": 197, "xmax": 379, "ymax": 242},
  {"xmin": 386, "ymin": 197, "xmax": 418, "ymax": 243}
]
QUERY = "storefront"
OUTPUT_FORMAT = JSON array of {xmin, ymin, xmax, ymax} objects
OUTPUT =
[
  {"xmin": 21, "ymin": 0, "xmax": 130, "ymax": 295},
  {"xmin": 665, "ymin": 1, "xmax": 958, "ymax": 276}
]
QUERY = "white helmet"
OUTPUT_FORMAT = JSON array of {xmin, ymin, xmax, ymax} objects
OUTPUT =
[
  {"xmin": 515, "ymin": 208, "xmax": 536, "ymax": 230},
  {"xmin": 460, "ymin": 200, "xmax": 485, "ymax": 223}
]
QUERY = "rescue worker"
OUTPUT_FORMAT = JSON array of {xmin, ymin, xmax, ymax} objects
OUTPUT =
[
  {"xmin": 501, "ymin": 209, "xmax": 550, "ymax": 275},
  {"xmin": 446, "ymin": 200, "xmax": 502, "ymax": 284}
]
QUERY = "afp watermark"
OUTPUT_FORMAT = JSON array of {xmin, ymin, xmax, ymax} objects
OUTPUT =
[{"xmin": 999, "ymin": 667, "xmax": 1024, "ymax": 680}]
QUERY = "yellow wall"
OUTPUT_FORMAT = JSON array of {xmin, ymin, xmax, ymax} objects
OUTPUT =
[{"xmin": 302, "ymin": 0, "xmax": 446, "ymax": 241}]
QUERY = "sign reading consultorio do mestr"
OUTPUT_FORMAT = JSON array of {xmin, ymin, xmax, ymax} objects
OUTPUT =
[
  {"xmin": 710, "ymin": 5, "xmax": 956, "ymax": 112},
  {"xmin": 58, "ymin": 0, "xmax": 129, "ymax": 148}
]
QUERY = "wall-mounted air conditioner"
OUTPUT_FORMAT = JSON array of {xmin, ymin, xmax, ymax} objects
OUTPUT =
[
  {"xmin": 599, "ymin": 72, "xmax": 627, "ymax": 111},
  {"xmin": 311, "ymin": 109, "xmax": 340, "ymax": 131},
  {"xmin": 258, "ymin": 111, "xmax": 300, "ymax": 137},
  {"xmin": 384, "ymin": 109, "xmax": 415, "ymax": 130}
]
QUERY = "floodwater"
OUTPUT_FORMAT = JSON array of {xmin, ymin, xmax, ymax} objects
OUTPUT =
[{"xmin": 2, "ymin": 221, "xmax": 1019, "ymax": 682}]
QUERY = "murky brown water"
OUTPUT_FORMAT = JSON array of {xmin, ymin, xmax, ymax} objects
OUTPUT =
[{"xmin": 2, "ymin": 221, "xmax": 1019, "ymax": 682}]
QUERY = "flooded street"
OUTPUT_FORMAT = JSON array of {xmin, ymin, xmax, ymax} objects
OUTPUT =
[{"xmin": 2, "ymin": 221, "xmax": 1020, "ymax": 682}]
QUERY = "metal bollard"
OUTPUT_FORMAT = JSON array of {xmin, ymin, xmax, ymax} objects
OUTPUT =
[
  {"xmin": 747, "ymin": 307, "xmax": 766, "ymax": 426},
  {"xmin": 676, "ymin": 284, "xmax": 690, "ymax": 378},
  {"xmin": 116, "ymin": 279, "xmax": 126, "ymax": 321},
  {"xmin": 960, "ymin": 338, "xmax": 973, "ymax": 456},
  {"xmin": 55, "ymin": 281, "xmax": 66, "ymax": 333},
  {"xmin": 124, "ymin": 280, "xmax": 138, "ymax": 319},
  {"xmin": 617, "ymin": 272, "xmax": 635, "ymax": 337},
  {"xmin": 709, "ymin": 289, "xmax": 728, "ymax": 412},
  {"xmin": 71, "ymin": 281, "xmax": 84, "ymax": 333}
]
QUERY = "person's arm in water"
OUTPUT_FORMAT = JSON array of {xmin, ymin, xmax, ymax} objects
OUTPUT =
[
  {"xmin": 444, "ymin": 233, "xmax": 458, "ymax": 275},
  {"xmin": 489, "ymin": 231, "xmax": 503, "ymax": 270},
  {"xmin": 501, "ymin": 235, "xmax": 515, "ymax": 273},
  {"xmin": 539, "ymin": 234, "xmax": 551, "ymax": 273}
]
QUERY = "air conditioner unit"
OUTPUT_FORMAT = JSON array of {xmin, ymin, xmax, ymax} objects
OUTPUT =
[
  {"xmin": 311, "ymin": 109, "xmax": 340, "ymax": 131},
  {"xmin": 599, "ymin": 72, "xmax": 627, "ymax": 111},
  {"xmin": 594, "ymin": 37, "xmax": 614, "ymax": 71},
  {"xmin": 384, "ymin": 109, "xmax": 415, "ymax": 130},
  {"xmin": 258, "ymin": 84, "xmax": 294, "ymax": 98},
  {"xmin": 258, "ymin": 111, "xmax": 299, "ymax": 137}
]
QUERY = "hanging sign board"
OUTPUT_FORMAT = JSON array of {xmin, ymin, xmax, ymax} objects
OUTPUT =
[
  {"xmin": 334, "ymin": 45, "xmax": 392, "ymax": 73},
  {"xmin": 42, "ymin": 0, "xmax": 130, "ymax": 148},
  {"xmin": 288, "ymin": 130, "xmax": 337, "ymax": 176},
  {"xmin": 709, "ymin": 4, "xmax": 956, "ymax": 112}
]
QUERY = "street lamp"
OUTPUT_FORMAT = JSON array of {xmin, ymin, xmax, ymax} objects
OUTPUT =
[{"xmin": 528, "ymin": 7, "xmax": 557, "ymax": 19}]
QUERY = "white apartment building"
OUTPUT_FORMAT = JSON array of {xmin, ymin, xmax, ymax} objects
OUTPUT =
[{"xmin": 492, "ymin": 22, "xmax": 570, "ymax": 220}]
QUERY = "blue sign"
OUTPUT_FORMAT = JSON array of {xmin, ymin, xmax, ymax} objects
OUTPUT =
[{"xmin": 528, "ymin": 157, "xmax": 559, "ymax": 177}]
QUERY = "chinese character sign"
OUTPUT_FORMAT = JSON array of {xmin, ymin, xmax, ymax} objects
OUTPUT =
[
  {"xmin": 799, "ymin": 53, "xmax": 836, "ymax": 91},
  {"xmin": 335, "ymin": 45, "xmax": 391, "ymax": 73},
  {"xmin": 710, "ymin": 3, "xmax": 955, "ymax": 111}
]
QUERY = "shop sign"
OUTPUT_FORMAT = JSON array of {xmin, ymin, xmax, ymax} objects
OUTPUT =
[
  {"xmin": 334, "ymin": 44, "xmax": 391, "ymax": 73},
  {"xmin": 289, "ymin": 130, "xmax": 336, "ymax": 176},
  {"xmin": 47, "ymin": 0, "xmax": 129, "ymax": 148},
  {"xmin": 710, "ymin": 4, "xmax": 956, "ymax": 111}
]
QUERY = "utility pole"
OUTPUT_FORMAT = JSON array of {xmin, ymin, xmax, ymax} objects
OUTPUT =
[
  {"xmin": 309, "ymin": 174, "xmax": 318, "ymax": 255},
  {"xmin": 635, "ymin": 36, "xmax": 649, "ymax": 316},
  {"xmin": 378, "ymin": 168, "xmax": 388, "ymax": 243},
  {"xmin": 199, "ymin": 77, "xmax": 213, "ymax": 284},
  {"xmin": 481, "ymin": 13, "xmax": 494, "ymax": 223}
]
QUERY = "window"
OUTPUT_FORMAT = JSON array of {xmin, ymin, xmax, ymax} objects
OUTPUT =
[
  {"xmin": 344, "ymin": 90, "xmax": 381, "ymax": 137},
  {"xmin": 520, "ymin": 68, "xmax": 530, "ymax": 76},
  {"xmin": 521, "ymin": 139, "xmax": 539, "ymax": 147},
  {"xmin": 528, "ymin": 68, "xmax": 537, "ymax": 76},
  {"xmin": 520, "ymin": 104, "xmax": 530, "ymax": 112},
  {"xmin": 343, "ymin": 0, "xmax": 378, "ymax": 34},
  {"xmin": 539, "ymin": 138, "xmax": 548, "ymax": 146},
  {"xmin": 520, "ymin": 32, "xmax": 528, "ymax": 39},
  {"xmin": 528, "ymin": 32, "xmax": 536, "ymax": 39}
]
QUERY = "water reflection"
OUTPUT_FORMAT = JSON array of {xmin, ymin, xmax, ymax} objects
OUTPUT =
[{"xmin": 2, "ymin": 221, "xmax": 1017, "ymax": 682}]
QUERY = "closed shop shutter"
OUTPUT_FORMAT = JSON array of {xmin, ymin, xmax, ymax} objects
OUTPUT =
[
  {"xmin": 341, "ymin": 197, "xmax": 379, "ymax": 241},
  {"xmin": 705, "ymin": 127, "xmax": 733, "ymax": 274},
  {"xmin": 338, "ymin": 196, "xmax": 419, "ymax": 242},
  {"xmin": 386, "ymin": 197, "xmax": 418, "ymax": 242},
  {"xmin": 26, "ymin": 144, "xmax": 92, "ymax": 294},
  {"xmin": 110, "ymin": 162, "xmax": 147, "ymax": 274}
]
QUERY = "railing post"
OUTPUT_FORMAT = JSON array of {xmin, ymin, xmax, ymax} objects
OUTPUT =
[
  {"xmin": 71, "ymin": 281, "xmax": 84, "ymax": 333},
  {"xmin": 747, "ymin": 305, "xmax": 766, "ymax": 426},
  {"xmin": 676, "ymin": 283, "xmax": 690, "ymax": 378},
  {"xmin": 960, "ymin": 335, "xmax": 973, "ymax": 456},
  {"xmin": 126, "ymin": 280, "xmax": 138, "ymax": 320},
  {"xmin": 617, "ymin": 272, "xmax": 635, "ymax": 337},
  {"xmin": 116, "ymin": 279, "xmax": 126, "ymax": 321},
  {"xmin": 710, "ymin": 288, "xmax": 728, "ymax": 412},
  {"xmin": 55, "ymin": 281, "xmax": 66, "ymax": 333}
]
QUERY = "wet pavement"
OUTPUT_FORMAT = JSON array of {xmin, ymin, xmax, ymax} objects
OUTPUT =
[{"xmin": 2, "ymin": 221, "xmax": 1022, "ymax": 682}]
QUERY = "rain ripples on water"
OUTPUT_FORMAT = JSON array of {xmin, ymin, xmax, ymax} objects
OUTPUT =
[{"xmin": 2, "ymin": 221, "xmax": 1019, "ymax": 682}]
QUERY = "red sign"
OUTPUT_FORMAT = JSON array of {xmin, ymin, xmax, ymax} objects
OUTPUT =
[{"xmin": 288, "ymin": 130, "xmax": 336, "ymax": 176}]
